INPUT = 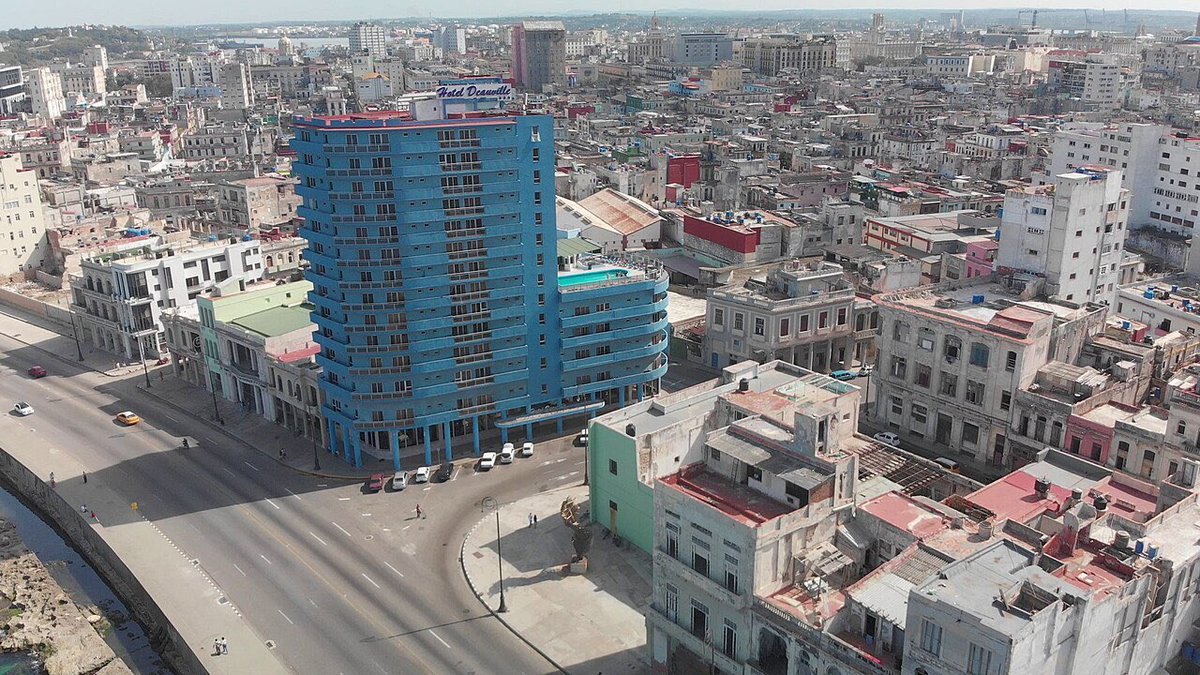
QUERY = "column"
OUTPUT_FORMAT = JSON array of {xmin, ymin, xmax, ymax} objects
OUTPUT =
[
  {"xmin": 619, "ymin": 387, "xmax": 626, "ymax": 407},
  {"xmin": 473, "ymin": 417, "xmax": 481, "ymax": 455},
  {"xmin": 525, "ymin": 422, "xmax": 533, "ymax": 442},
  {"xmin": 556, "ymin": 417, "xmax": 564, "ymax": 433},
  {"xmin": 423, "ymin": 426, "xmax": 433, "ymax": 466},
  {"xmin": 332, "ymin": 422, "xmax": 345, "ymax": 457},
  {"xmin": 390, "ymin": 430, "xmax": 402, "ymax": 470},
  {"xmin": 349, "ymin": 430, "xmax": 363, "ymax": 467},
  {"xmin": 443, "ymin": 421, "xmax": 452, "ymax": 461}
]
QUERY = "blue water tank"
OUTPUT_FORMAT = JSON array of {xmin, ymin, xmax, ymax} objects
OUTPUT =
[
  {"xmin": 972, "ymin": 294, "xmax": 985, "ymax": 304},
  {"xmin": 1135, "ymin": 539, "xmax": 1145, "ymax": 555},
  {"xmin": 1144, "ymin": 290, "xmax": 1156, "ymax": 299},
  {"xmin": 1173, "ymin": 285, "xmax": 1180, "ymax": 293},
  {"xmin": 1122, "ymin": 321, "xmax": 1131, "ymax": 330},
  {"xmin": 1148, "ymin": 544, "xmax": 1160, "ymax": 560},
  {"xmin": 1184, "ymin": 643, "xmax": 1197, "ymax": 662}
]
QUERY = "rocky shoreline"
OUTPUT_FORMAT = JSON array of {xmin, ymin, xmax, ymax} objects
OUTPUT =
[{"xmin": 0, "ymin": 518, "xmax": 132, "ymax": 675}]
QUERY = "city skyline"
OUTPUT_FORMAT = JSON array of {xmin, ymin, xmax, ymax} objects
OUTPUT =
[{"xmin": 2, "ymin": 2, "xmax": 1199, "ymax": 30}]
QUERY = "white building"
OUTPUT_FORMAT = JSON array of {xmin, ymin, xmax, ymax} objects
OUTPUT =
[
  {"xmin": 70, "ymin": 238, "xmax": 265, "ymax": 359},
  {"xmin": 1047, "ymin": 56, "xmax": 1126, "ymax": 108},
  {"xmin": 219, "ymin": 62, "xmax": 255, "ymax": 109},
  {"xmin": 349, "ymin": 22, "xmax": 387, "ymax": 58},
  {"xmin": 25, "ymin": 67, "xmax": 65, "ymax": 121},
  {"xmin": 435, "ymin": 26, "xmax": 466, "ymax": 55},
  {"xmin": 926, "ymin": 52, "xmax": 995, "ymax": 78},
  {"xmin": 50, "ymin": 63, "xmax": 105, "ymax": 96},
  {"xmin": 171, "ymin": 54, "xmax": 223, "ymax": 97},
  {"xmin": 997, "ymin": 167, "xmax": 1129, "ymax": 307},
  {"xmin": 83, "ymin": 45, "xmax": 108, "ymax": 70},
  {"xmin": 0, "ymin": 153, "xmax": 51, "ymax": 276}
]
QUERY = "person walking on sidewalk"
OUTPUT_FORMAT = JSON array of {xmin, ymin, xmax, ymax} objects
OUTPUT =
[
  {"xmin": 213, "ymin": 638, "xmax": 221, "ymax": 656},
  {"xmin": 220, "ymin": 637, "xmax": 228, "ymax": 654},
  {"xmin": 82, "ymin": 471, "xmax": 87, "ymax": 484},
  {"xmin": 533, "ymin": 514, "xmax": 538, "ymax": 528},
  {"xmin": 415, "ymin": 504, "xmax": 424, "ymax": 519},
  {"xmin": 528, "ymin": 513, "xmax": 534, "ymax": 528}
]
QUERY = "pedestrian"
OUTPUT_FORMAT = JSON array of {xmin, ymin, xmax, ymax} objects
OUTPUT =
[
  {"xmin": 415, "ymin": 504, "xmax": 423, "ymax": 519},
  {"xmin": 158, "ymin": 370, "xmax": 164, "ymax": 382},
  {"xmin": 213, "ymin": 638, "xmax": 221, "ymax": 656},
  {"xmin": 82, "ymin": 471, "xmax": 87, "ymax": 484},
  {"xmin": 533, "ymin": 514, "xmax": 538, "ymax": 528},
  {"xmin": 528, "ymin": 513, "xmax": 534, "ymax": 528},
  {"xmin": 220, "ymin": 637, "xmax": 227, "ymax": 654},
  {"xmin": 90, "ymin": 511, "xmax": 97, "ymax": 521},
  {"xmin": 80, "ymin": 505, "xmax": 87, "ymax": 513}
]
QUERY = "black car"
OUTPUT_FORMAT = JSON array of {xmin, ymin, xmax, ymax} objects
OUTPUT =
[{"xmin": 436, "ymin": 461, "xmax": 455, "ymax": 482}]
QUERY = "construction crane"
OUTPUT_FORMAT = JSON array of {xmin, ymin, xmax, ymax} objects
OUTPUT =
[{"xmin": 1017, "ymin": 9, "xmax": 1038, "ymax": 29}]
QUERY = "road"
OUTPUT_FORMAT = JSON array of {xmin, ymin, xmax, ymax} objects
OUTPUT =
[{"xmin": 0, "ymin": 329, "xmax": 584, "ymax": 674}]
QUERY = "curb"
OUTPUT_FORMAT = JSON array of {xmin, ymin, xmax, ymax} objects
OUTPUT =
[
  {"xmin": 458, "ymin": 487, "xmax": 587, "ymax": 675},
  {"xmin": 135, "ymin": 383, "xmax": 365, "ymax": 481}
]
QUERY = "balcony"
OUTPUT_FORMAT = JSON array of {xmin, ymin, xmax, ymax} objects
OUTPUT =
[
  {"xmin": 653, "ymin": 549, "xmax": 744, "ymax": 608},
  {"xmin": 645, "ymin": 604, "xmax": 742, "ymax": 675},
  {"xmin": 752, "ymin": 600, "xmax": 899, "ymax": 675}
]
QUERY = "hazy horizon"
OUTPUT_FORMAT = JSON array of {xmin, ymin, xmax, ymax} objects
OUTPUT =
[{"xmin": 1, "ymin": 2, "xmax": 1196, "ymax": 31}]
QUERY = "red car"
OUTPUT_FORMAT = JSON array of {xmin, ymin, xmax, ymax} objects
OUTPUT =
[
  {"xmin": 367, "ymin": 473, "xmax": 386, "ymax": 492},
  {"xmin": 28, "ymin": 366, "xmax": 46, "ymax": 379}
]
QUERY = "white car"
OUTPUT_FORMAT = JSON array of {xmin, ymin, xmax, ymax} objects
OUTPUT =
[
  {"xmin": 12, "ymin": 402, "xmax": 33, "ymax": 416},
  {"xmin": 412, "ymin": 466, "xmax": 431, "ymax": 484},
  {"xmin": 577, "ymin": 428, "xmax": 589, "ymax": 446},
  {"xmin": 873, "ymin": 431, "xmax": 901, "ymax": 447},
  {"xmin": 520, "ymin": 442, "xmax": 534, "ymax": 457},
  {"xmin": 392, "ymin": 472, "xmax": 408, "ymax": 490},
  {"xmin": 499, "ymin": 446, "xmax": 515, "ymax": 464},
  {"xmin": 480, "ymin": 452, "xmax": 498, "ymax": 470}
]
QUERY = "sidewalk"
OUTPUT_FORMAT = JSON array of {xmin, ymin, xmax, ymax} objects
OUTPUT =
[
  {"xmin": 0, "ymin": 304, "xmax": 165, "ymax": 379},
  {"xmin": 10, "ymin": 459, "xmax": 287, "ymax": 675},
  {"xmin": 136, "ymin": 376, "xmax": 377, "ymax": 481},
  {"xmin": 461, "ymin": 485, "xmax": 651, "ymax": 674}
]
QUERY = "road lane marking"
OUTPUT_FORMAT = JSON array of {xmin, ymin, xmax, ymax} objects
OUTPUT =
[
  {"xmin": 264, "ymin": 498, "xmax": 280, "ymax": 510},
  {"xmin": 402, "ymin": 525, "xmax": 411, "ymax": 531},
  {"xmin": 233, "ymin": 564, "xmax": 246, "ymax": 576},
  {"xmin": 309, "ymin": 531, "xmax": 328, "ymax": 546},
  {"xmin": 384, "ymin": 562, "xmax": 404, "ymax": 578},
  {"xmin": 285, "ymin": 489, "xmax": 303, "ymax": 501},
  {"xmin": 277, "ymin": 609, "xmax": 295, "ymax": 625},
  {"xmin": 337, "ymin": 497, "xmax": 350, "ymax": 501},
  {"xmin": 221, "ymin": 467, "xmax": 237, "ymax": 478},
  {"xmin": 565, "ymin": 471, "xmax": 580, "ymax": 478},
  {"xmin": 243, "ymin": 461, "xmax": 261, "ymax": 472},
  {"xmin": 260, "ymin": 554, "xmax": 272, "ymax": 565},
  {"xmin": 332, "ymin": 521, "xmax": 352, "ymax": 537},
  {"xmin": 374, "ymin": 662, "xmax": 386, "ymax": 674},
  {"xmin": 164, "ymin": 414, "xmax": 181, "ymax": 424},
  {"xmin": 308, "ymin": 598, "xmax": 318, "ymax": 609},
  {"xmin": 428, "ymin": 630, "xmax": 451, "ymax": 649},
  {"xmin": 361, "ymin": 573, "xmax": 381, "ymax": 589}
]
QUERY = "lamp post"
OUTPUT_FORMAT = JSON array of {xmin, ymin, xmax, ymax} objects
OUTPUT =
[
  {"xmin": 136, "ymin": 334, "xmax": 152, "ymax": 388},
  {"xmin": 209, "ymin": 372, "xmax": 224, "ymax": 425},
  {"xmin": 67, "ymin": 308, "xmax": 84, "ymax": 361},
  {"xmin": 310, "ymin": 405, "xmax": 321, "ymax": 471},
  {"xmin": 481, "ymin": 497, "xmax": 507, "ymax": 613}
]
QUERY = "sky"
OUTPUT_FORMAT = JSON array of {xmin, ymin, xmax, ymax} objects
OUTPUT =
[{"xmin": 2, "ymin": 0, "xmax": 1196, "ymax": 29}]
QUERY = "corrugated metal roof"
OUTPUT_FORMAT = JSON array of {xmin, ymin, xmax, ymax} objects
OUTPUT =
[{"xmin": 556, "ymin": 237, "xmax": 601, "ymax": 258}]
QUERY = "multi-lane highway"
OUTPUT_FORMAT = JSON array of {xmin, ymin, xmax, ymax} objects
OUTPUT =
[{"xmin": 0, "ymin": 327, "xmax": 584, "ymax": 674}]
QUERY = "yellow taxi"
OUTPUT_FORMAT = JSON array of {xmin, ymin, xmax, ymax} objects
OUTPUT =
[{"xmin": 115, "ymin": 411, "xmax": 142, "ymax": 426}]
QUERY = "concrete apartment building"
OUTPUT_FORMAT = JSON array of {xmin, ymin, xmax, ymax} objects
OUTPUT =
[
  {"xmin": 217, "ymin": 176, "xmax": 300, "ymax": 231},
  {"xmin": 1047, "ymin": 122, "xmax": 1200, "ymax": 236},
  {"xmin": 10, "ymin": 134, "xmax": 70, "ymax": 179},
  {"xmin": 180, "ymin": 124, "xmax": 273, "ymax": 160},
  {"xmin": 512, "ymin": 21, "xmax": 566, "ymax": 91},
  {"xmin": 1047, "ymin": 56, "xmax": 1126, "ymax": 108},
  {"xmin": 70, "ymin": 238, "xmax": 265, "ymax": 359},
  {"xmin": 0, "ymin": 64, "xmax": 24, "ymax": 114},
  {"xmin": 0, "ymin": 153, "xmax": 52, "ymax": 277},
  {"xmin": 24, "ymin": 67, "xmax": 65, "ymax": 121},
  {"xmin": 872, "ymin": 278, "xmax": 1108, "ymax": 470},
  {"xmin": 674, "ymin": 33, "xmax": 735, "ymax": 66},
  {"xmin": 996, "ymin": 167, "xmax": 1129, "ymax": 307},
  {"xmin": 50, "ymin": 62, "xmax": 105, "ymax": 96},
  {"xmin": 349, "ymin": 22, "xmax": 387, "ymax": 58},
  {"xmin": 219, "ymin": 62, "xmax": 255, "ymax": 110},
  {"xmin": 702, "ymin": 260, "xmax": 875, "ymax": 372}
]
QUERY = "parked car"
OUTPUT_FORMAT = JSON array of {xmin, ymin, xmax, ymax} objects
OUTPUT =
[
  {"xmin": 27, "ymin": 366, "xmax": 46, "ymax": 379},
  {"xmin": 520, "ymin": 442, "xmax": 534, "ymax": 458},
  {"xmin": 830, "ymin": 369, "xmax": 858, "ymax": 381},
  {"xmin": 12, "ymin": 402, "xmax": 33, "ymax": 416},
  {"xmin": 115, "ymin": 411, "xmax": 141, "ymax": 426},
  {"xmin": 392, "ymin": 472, "xmax": 408, "ymax": 490},
  {"xmin": 873, "ymin": 431, "xmax": 901, "ymax": 447},
  {"xmin": 413, "ymin": 466, "xmax": 431, "ymax": 484},
  {"xmin": 436, "ymin": 462, "xmax": 454, "ymax": 482},
  {"xmin": 499, "ymin": 445, "xmax": 515, "ymax": 464},
  {"xmin": 366, "ymin": 473, "xmax": 386, "ymax": 492},
  {"xmin": 857, "ymin": 364, "xmax": 874, "ymax": 377},
  {"xmin": 480, "ymin": 452, "xmax": 497, "ymax": 470},
  {"xmin": 576, "ymin": 428, "xmax": 589, "ymax": 446},
  {"xmin": 933, "ymin": 457, "xmax": 962, "ymax": 474}
]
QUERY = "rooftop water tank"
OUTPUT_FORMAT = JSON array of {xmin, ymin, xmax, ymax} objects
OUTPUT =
[
  {"xmin": 972, "ymin": 294, "xmax": 985, "ymax": 304},
  {"xmin": 1122, "ymin": 321, "xmax": 1131, "ymax": 330}
]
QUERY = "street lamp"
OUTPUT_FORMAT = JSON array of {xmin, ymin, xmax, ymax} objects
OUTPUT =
[
  {"xmin": 136, "ymin": 334, "xmax": 152, "ymax": 388},
  {"xmin": 310, "ymin": 405, "xmax": 321, "ymax": 471},
  {"xmin": 67, "ymin": 308, "xmax": 84, "ymax": 361},
  {"xmin": 481, "ymin": 497, "xmax": 506, "ymax": 613},
  {"xmin": 209, "ymin": 372, "xmax": 224, "ymax": 425}
]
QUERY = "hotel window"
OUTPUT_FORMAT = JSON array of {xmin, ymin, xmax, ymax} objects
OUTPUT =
[
  {"xmin": 753, "ymin": 317, "xmax": 765, "ymax": 336},
  {"xmin": 779, "ymin": 318, "xmax": 790, "ymax": 336},
  {"xmin": 733, "ymin": 313, "xmax": 744, "ymax": 331},
  {"xmin": 713, "ymin": 309, "xmax": 724, "ymax": 327},
  {"xmin": 799, "ymin": 314, "xmax": 810, "ymax": 332},
  {"xmin": 818, "ymin": 311, "xmax": 829, "ymax": 329}
]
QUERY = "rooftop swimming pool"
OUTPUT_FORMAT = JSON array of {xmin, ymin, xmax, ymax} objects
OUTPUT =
[{"xmin": 558, "ymin": 268, "xmax": 630, "ymax": 288}]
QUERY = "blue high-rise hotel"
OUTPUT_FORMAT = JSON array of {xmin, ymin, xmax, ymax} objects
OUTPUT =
[{"xmin": 292, "ymin": 102, "xmax": 668, "ymax": 468}]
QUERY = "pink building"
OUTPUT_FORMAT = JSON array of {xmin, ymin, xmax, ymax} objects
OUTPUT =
[
  {"xmin": 1065, "ymin": 402, "xmax": 1141, "ymax": 465},
  {"xmin": 964, "ymin": 239, "xmax": 998, "ymax": 278}
]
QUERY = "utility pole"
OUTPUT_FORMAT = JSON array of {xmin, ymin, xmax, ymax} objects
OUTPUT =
[
  {"xmin": 209, "ymin": 372, "xmax": 224, "ymax": 425},
  {"xmin": 137, "ymin": 335, "xmax": 152, "ymax": 388},
  {"xmin": 310, "ymin": 405, "xmax": 321, "ymax": 471}
]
